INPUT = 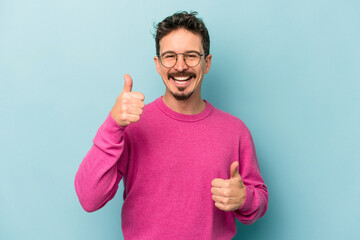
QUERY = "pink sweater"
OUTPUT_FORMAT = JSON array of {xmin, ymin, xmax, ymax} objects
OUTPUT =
[{"xmin": 75, "ymin": 97, "xmax": 268, "ymax": 240}]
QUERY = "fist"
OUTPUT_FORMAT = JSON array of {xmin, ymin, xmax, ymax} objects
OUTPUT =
[
  {"xmin": 111, "ymin": 74, "xmax": 145, "ymax": 127},
  {"xmin": 211, "ymin": 161, "xmax": 246, "ymax": 212}
]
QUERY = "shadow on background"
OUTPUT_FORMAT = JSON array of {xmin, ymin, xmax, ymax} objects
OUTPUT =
[{"xmin": 204, "ymin": 52, "xmax": 281, "ymax": 240}]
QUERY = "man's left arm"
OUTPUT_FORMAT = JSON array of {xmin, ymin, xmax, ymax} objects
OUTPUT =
[{"xmin": 211, "ymin": 130, "xmax": 268, "ymax": 225}]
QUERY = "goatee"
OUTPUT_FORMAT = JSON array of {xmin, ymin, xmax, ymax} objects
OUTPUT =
[{"xmin": 172, "ymin": 90, "xmax": 194, "ymax": 100}]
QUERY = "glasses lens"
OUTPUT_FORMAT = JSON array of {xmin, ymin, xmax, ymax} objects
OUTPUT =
[
  {"xmin": 184, "ymin": 52, "xmax": 201, "ymax": 67},
  {"xmin": 160, "ymin": 52, "xmax": 203, "ymax": 68},
  {"xmin": 161, "ymin": 53, "xmax": 177, "ymax": 68}
]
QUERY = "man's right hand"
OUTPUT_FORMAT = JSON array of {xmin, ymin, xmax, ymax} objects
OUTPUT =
[{"xmin": 111, "ymin": 74, "xmax": 145, "ymax": 127}]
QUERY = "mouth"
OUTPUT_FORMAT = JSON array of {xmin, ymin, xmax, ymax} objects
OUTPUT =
[{"xmin": 168, "ymin": 73, "xmax": 196, "ymax": 87}]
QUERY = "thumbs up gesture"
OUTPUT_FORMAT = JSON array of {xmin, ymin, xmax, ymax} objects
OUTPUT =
[
  {"xmin": 211, "ymin": 161, "xmax": 246, "ymax": 212},
  {"xmin": 110, "ymin": 74, "xmax": 145, "ymax": 127}
]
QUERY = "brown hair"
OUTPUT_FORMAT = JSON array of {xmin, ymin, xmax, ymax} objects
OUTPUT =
[{"xmin": 154, "ymin": 11, "xmax": 210, "ymax": 56}]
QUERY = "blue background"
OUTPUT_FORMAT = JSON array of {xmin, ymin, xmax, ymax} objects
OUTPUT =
[{"xmin": 1, "ymin": 0, "xmax": 359, "ymax": 239}]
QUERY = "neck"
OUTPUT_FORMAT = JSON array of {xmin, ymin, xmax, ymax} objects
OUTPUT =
[{"xmin": 162, "ymin": 90, "xmax": 206, "ymax": 115}]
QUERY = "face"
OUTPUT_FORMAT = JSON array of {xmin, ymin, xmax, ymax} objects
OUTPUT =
[{"xmin": 154, "ymin": 28, "xmax": 212, "ymax": 101}]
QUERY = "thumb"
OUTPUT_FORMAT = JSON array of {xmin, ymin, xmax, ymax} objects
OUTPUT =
[
  {"xmin": 230, "ymin": 161, "xmax": 241, "ymax": 179},
  {"xmin": 123, "ymin": 74, "xmax": 133, "ymax": 92}
]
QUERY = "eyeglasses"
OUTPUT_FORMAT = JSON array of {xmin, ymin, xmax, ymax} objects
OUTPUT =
[{"xmin": 158, "ymin": 51, "xmax": 207, "ymax": 68}]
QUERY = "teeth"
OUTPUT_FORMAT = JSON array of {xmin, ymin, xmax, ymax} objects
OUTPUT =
[
  {"xmin": 175, "ymin": 80, "xmax": 186, "ymax": 84},
  {"xmin": 173, "ymin": 76, "xmax": 191, "ymax": 81}
]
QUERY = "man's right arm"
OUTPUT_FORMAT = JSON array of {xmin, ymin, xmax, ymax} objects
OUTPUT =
[{"xmin": 74, "ymin": 74, "xmax": 145, "ymax": 212}]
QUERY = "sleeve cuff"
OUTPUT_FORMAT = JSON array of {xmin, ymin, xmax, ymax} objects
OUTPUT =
[
  {"xmin": 95, "ymin": 111, "xmax": 126, "ymax": 144},
  {"xmin": 237, "ymin": 185, "xmax": 254, "ymax": 213}
]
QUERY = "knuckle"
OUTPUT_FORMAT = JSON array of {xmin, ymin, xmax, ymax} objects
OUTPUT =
[
  {"xmin": 130, "ymin": 92, "xmax": 138, "ymax": 99},
  {"xmin": 137, "ymin": 92, "xmax": 145, "ymax": 99},
  {"xmin": 223, "ymin": 189, "xmax": 231, "ymax": 197},
  {"xmin": 122, "ymin": 97, "xmax": 128, "ymax": 104},
  {"xmin": 121, "ymin": 112, "xmax": 127, "ymax": 120},
  {"xmin": 121, "ymin": 105, "xmax": 128, "ymax": 113}
]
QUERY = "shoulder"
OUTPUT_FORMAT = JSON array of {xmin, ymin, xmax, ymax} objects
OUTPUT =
[{"xmin": 208, "ymin": 103, "xmax": 251, "ymax": 136}]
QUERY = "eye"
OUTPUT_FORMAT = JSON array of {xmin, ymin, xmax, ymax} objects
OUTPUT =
[
  {"xmin": 163, "ymin": 54, "xmax": 176, "ymax": 59},
  {"xmin": 185, "ymin": 53, "xmax": 199, "ymax": 59}
]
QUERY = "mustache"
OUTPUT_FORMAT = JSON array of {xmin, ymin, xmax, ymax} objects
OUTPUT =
[{"xmin": 168, "ymin": 71, "xmax": 196, "ymax": 79}]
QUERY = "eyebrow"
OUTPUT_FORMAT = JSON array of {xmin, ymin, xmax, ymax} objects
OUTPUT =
[{"xmin": 160, "ymin": 50, "xmax": 201, "ymax": 57}]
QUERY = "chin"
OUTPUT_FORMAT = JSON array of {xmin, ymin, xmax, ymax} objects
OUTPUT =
[{"xmin": 172, "ymin": 90, "xmax": 194, "ymax": 101}]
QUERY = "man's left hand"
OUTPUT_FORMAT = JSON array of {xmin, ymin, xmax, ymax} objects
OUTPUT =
[{"xmin": 211, "ymin": 161, "xmax": 246, "ymax": 212}]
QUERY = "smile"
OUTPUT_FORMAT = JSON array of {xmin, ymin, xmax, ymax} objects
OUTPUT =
[
  {"xmin": 173, "ymin": 76, "xmax": 191, "ymax": 83},
  {"xmin": 170, "ymin": 76, "xmax": 193, "ymax": 87},
  {"xmin": 173, "ymin": 76, "xmax": 191, "ymax": 81}
]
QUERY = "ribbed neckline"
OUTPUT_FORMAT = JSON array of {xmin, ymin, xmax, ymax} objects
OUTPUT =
[{"xmin": 155, "ymin": 96, "xmax": 213, "ymax": 122}]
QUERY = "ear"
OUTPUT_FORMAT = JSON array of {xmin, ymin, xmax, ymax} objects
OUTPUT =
[
  {"xmin": 204, "ymin": 54, "xmax": 212, "ymax": 74},
  {"xmin": 154, "ymin": 56, "xmax": 162, "ymax": 75}
]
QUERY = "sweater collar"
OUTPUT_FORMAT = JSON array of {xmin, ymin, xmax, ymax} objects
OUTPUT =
[{"xmin": 155, "ymin": 96, "xmax": 213, "ymax": 122}]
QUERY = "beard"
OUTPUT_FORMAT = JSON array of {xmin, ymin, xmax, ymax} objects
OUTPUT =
[
  {"xmin": 168, "ymin": 71, "xmax": 196, "ymax": 101},
  {"xmin": 172, "ymin": 89, "xmax": 194, "ymax": 100}
]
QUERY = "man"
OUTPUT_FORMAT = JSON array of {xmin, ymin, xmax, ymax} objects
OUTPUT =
[{"xmin": 75, "ymin": 11, "xmax": 268, "ymax": 240}]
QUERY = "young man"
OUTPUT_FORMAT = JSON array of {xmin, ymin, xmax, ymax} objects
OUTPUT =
[{"xmin": 75, "ymin": 11, "xmax": 268, "ymax": 240}]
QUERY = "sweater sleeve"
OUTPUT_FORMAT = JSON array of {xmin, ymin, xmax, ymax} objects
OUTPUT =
[
  {"xmin": 233, "ymin": 130, "xmax": 269, "ymax": 225},
  {"xmin": 74, "ymin": 112, "xmax": 129, "ymax": 212}
]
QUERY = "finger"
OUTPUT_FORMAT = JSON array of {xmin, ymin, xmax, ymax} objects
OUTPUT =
[
  {"xmin": 215, "ymin": 202, "xmax": 238, "ymax": 212},
  {"xmin": 212, "ymin": 195, "xmax": 229, "ymax": 204},
  {"xmin": 230, "ymin": 161, "xmax": 240, "ymax": 179},
  {"xmin": 123, "ymin": 74, "xmax": 133, "ymax": 92},
  {"xmin": 211, "ymin": 178, "xmax": 227, "ymax": 187},
  {"xmin": 130, "ymin": 91, "xmax": 145, "ymax": 101},
  {"xmin": 214, "ymin": 202, "xmax": 227, "ymax": 211},
  {"xmin": 127, "ymin": 114, "xmax": 140, "ymax": 123},
  {"xmin": 211, "ymin": 187, "xmax": 223, "ymax": 196},
  {"xmin": 214, "ymin": 202, "xmax": 237, "ymax": 212},
  {"xmin": 122, "ymin": 97, "xmax": 145, "ymax": 109},
  {"xmin": 126, "ymin": 106, "xmax": 143, "ymax": 116},
  {"xmin": 211, "ymin": 186, "xmax": 232, "ymax": 197}
]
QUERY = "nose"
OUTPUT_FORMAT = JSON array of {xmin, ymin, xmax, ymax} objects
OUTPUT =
[{"xmin": 173, "ymin": 54, "xmax": 189, "ymax": 72}]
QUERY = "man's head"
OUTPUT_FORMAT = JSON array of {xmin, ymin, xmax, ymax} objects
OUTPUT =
[
  {"xmin": 155, "ymin": 11, "xmax": 210, "ymax": 58},
  {"xmin": 154, "ymin": 11, "xmax": 212, "ymax": 101}
]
